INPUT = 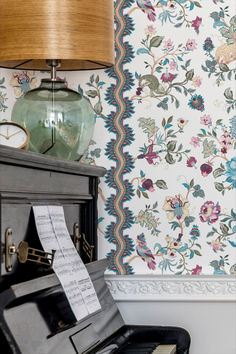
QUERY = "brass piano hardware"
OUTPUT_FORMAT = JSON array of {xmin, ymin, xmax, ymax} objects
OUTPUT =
[
  {"xmin": 58, "ymin": 320, "xmax": 68, "ymax": 329},
  {"xmin": 5, "ymin": 228, "xmax": 56, "ymax": 272},
  {"xmin": 81, "ymin": 233, "xmax": 94, "ymax": 263},
  {"xmin": 71, "ymin": 223, "xmax": 94, "ymax": 262}
]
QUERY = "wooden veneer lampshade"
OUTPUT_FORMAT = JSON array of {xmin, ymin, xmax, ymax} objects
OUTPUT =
[{"xmin": 0, "ymin": 0, "xmax": 114, "ymax": 71}]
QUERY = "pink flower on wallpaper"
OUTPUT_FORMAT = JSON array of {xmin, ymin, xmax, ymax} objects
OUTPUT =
[
  {"xmin": 145, "ymin": 25, "xmax": 156, "ymax": 36},
  {"xmin": 161, "ymin": 72, "xmax": 176, "ymax": 83},
  {"xmin": 163, "ymin": 38, "xmax": 173, "ymax": 51},
  {"xmin": 192, "ymin": 76, "xmax": 202, "ymax": 87},
  {"xmin": 186, "ymin": 39, "xmax": 197, "ymax": 51},
  {"xmin": 191, "ymin": 16, "xmax": 202, "ymax": 31},
  {"xmin": 200, "ymin": 114, "xmax": 212, "ymax": 126},
  {"xmin": 191, "ymin": 265, "xmax": 202, "ymax": 275},
  {"xmin": 187, "ymin": 156, "xmax": 197, "ymax": 168},
  {"xmin": 190, "ymin": 136, "xmax": 200, "ymax": 147},
  {"xmin": 220, "ymin": 130, "xmax": 233, "ymax": 151},
  {"xmin": 169, "ymin": 61, "xmax": 177, "ymax": 71},
  {"xmin": 200, "ymin": 201, "xmax": 221, "ymax": 224},
  {"xmin": 211, "ymin": 239, "xmax": 224, "ymax": 252}
]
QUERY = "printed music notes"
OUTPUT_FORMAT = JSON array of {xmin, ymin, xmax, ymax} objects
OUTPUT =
[{"xmin": 33, "ymin": 205, "xmax": 101, "ymax": 321}]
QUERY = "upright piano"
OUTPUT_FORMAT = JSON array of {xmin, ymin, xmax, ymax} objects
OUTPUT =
[{"xmin": 0, "ymin": 146, "xmax": 190, "ymax": 354}]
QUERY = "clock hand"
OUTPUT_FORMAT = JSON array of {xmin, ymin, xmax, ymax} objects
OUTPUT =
[
  {"xmin": 8, "ymin": 130, "xmax": 21, "ymax": 138},
  {"xmin": 0, "ymin": 133, "xmax": 8, "ymax": 139}
]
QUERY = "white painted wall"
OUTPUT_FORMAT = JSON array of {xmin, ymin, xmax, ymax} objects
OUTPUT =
[
  {"xmin": 105, "ymin": 275, "xmax": 236, "ymax": 354},
  {"xmin": 116, "ymin": 301, "xmax": 236, "ymax": 354}
]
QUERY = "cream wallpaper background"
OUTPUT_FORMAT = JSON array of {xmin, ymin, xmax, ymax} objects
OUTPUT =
[{"xmin": 0, "ymin": 0, "xmax": 235, "ymax": 275}]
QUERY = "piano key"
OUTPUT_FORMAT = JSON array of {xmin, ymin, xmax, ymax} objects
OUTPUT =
[{"xmin": 152, "ymin": 344, "xmax": 176, "ymax": 354}]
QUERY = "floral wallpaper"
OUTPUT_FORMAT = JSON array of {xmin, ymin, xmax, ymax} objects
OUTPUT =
[{"xmin": 0, "ymin": 0, "xmax": 235, "ymax": 276}]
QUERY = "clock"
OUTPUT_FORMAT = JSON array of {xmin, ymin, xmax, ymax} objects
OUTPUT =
[{"xmin": 0, "ymin": 121, "xmax": 29, "ymax": 149}]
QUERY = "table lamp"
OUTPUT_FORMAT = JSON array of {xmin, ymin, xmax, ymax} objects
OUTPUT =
[{"xmin": 0, "ymin": 0, "xmax": 114, "ymax": 160}]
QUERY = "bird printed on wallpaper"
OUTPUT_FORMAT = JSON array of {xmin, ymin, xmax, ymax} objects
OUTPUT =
[
  {"xmin": 137, "ymin": 141, "xmax": 162, "ymax": 165},
  {"xmin": 136, "ymin": 233, "xmax": 156, "ymax": 270},
  {"xmin": 136, "ymin": 0, "xmax": 156, "ymax": 22}
]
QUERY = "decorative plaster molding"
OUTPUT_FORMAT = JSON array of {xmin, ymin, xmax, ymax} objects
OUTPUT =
[{"xmin": 105, "ymin": 274, "xmax": 236, "ymax": 302}]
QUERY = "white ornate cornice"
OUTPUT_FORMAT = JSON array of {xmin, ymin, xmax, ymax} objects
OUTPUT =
[{"xmin": 105, "ymin": 274, "xmax": 236, "ymax": 302}]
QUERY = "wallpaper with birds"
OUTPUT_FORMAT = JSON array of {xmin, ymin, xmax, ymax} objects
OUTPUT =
[{"xmin": 0, "ymin": 0, "xmax": 235, "ymax": 276}]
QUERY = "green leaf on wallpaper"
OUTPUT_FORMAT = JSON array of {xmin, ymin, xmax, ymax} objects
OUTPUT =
[
  {"xmin": 224, "ymin": 88, "xmax": 233, "ymax": 100},
  {"xmin": 142, "ymin": 191, "xmax": 149, "ymax": 199},
  {"xmin": 189, "ymin": 250, "xmax": 194, "ymax": 259},
  {"xmin": 135, "ymin": 210, "xmax": 160, "ymax": 236},
  {"xmin": 193, "ymin": 249, "xmax": 202, "ymax": 256},
  {"xmin": 153, "ymin": 201, "xmax": 158, "ymax": 209},
  {"xmin": 150, "ymin": 35, "xmax": 164, "ymax": 48},
  {"xmin": 190, "ymin": 179, "xmax": 194, "ymax": 188},
  {"xmin": 184, "ymin": 216, "xmax": 195, "ymax": 227},
  {"xmin": 174, "ymin": 23, "xmax": 182, "ymax": 28},
  {"xmin": 0, "ymin": 77, "xmax": 6, "ymax": 88},
  {"xmin": 137, "ymin": 48, "xmax": 150, "ymax": 55},
  {"xmin": 167, "ymin": 116, "xmax": 173, "ymax": 124},
  {"xmin": 167, "ymin": 140, "xmax": 177, "ymax": 152},
  {"xmin": 169, "ymin": 221, "xmax": 180, "ymax": 230},
  {"xmin": 185, "ymin": 59, "xmax": 191, "ymax": 68},
  {"xmin": 231, "ymin": 209, "xmax": 236, "ymax": 219},
  {"xmin": 175, "ymin": 99, "xmax": 180, "ymax": 109},
  {"xmin": 206, "ymin": 231, "xmax": 215, "ymax": 238},
  {"xmin": 157, "ymin": 98, "xmax": 168, "ymax": 110},
  {"xmin": 94, "ymin": 102, "xmax": 103, "ymax": 115},
  {"xmin": 213, "ymin": 167, "xmax": 225, "ymax": 178},
  {"xmin": 138, "ymin": 117, "xmax": 158, "ymax": 138},
  {"xmin": 227, "ymin": 71, "xmax": 232, "ymax": 80},
  {"xmin": 137, "ymin": 189, "xmax": 141, "ymax": 198},
  {"xmin": 165, "ymin": 153, "xmax": 175, "ymax": 164},
  {"xmin": 155, "ymin": 180, "xmax": 168, "ymax": 190},
  {"xmin": 174, "ymin": 86, "xmax": 182, "ymax": 93},
  {"xmin": 219, "ymin": 63, "xmax": 229, "ymax": 72},
  {"xmin": 202, "ymin": 139, "xmax": 217, "ymax": 158},
  {"xmin": 177, "ymin": 144, "xmax": 183, "ymax": 151},
  {"xmin": 194, "ymin": 1, "xmax": 201, "ymax": 7},
  {"xmin": 86, "ymin": 90, "xmax": 98, "ymax": 98},
  {"xmin": 192, "ymin": 185, "xmax": 205, "ymax": 198},
  {"xmin": 176, "ymin": 264, "xmax": 183, "ymax": 269},
  {"xmin": 214, "ymin": 182, "xmax": 224, "ymax": 192},
  {"xmin": 183, "ymin": 88, "xmax": 188, "ymax": 96},
  {"xmin": 90, "ymin": 74, "xmax": 94, "ymax": 84},
  {"xmin": 95, "ymin": 75, "xmax": 99, "ymax": 84},
  {"xmin": 220, "ymin": 223, "xmax": 229, "ymax": 235}
]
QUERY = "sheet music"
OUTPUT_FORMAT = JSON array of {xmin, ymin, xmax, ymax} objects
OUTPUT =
[{"xmin": 33, "ymin": 205, "xmax": 101, "ymax": 322}]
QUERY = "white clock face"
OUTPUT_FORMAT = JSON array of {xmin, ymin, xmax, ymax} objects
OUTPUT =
[{"xmin": 0, "ymin": 123, "xmax": 29, "ymax": 149}]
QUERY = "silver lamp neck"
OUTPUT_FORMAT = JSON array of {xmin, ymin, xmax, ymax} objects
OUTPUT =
[{"xmin": 46, "ymin": 59, "xmax": 62, "ymax": 81}]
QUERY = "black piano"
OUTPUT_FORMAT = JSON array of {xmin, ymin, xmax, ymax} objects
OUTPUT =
[
  {"xmin": 0, "ymin": 147, "xmax": 190, "ymax": 354},
  {"xmin": 0, "ymin": 259, "xmax": 190, "ymax": 354}
]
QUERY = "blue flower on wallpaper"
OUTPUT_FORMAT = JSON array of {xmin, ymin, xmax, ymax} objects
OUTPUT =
[
  {"xmin": 225, "ymin": 157, "xmax": 236, "ymax": 188},
  {"xmin": 188, "ymin": 94, "xmax": 205, "ymax": 111}
]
